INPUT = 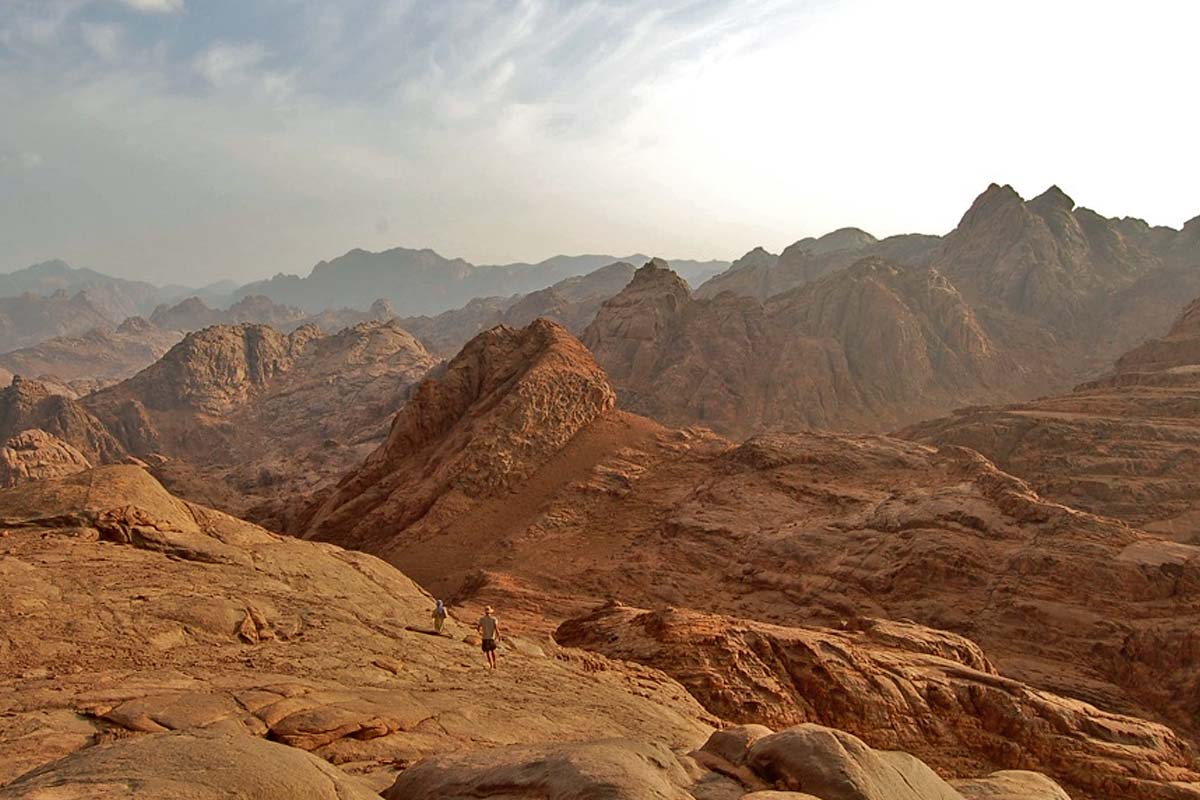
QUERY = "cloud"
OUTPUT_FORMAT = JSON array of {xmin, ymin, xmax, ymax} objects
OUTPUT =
[
  {"xmin": 192, "ymin": 42, "xmax": 269, "ymax": 88},
  {"xmin": 80, "ymin": 21, "xmax": 123, "ymax": 60},
  {"xmin": 120, "ymin": 0, "xmax": 184, "ymax": 13},
  {"xmin": 1, "ymin": 0, "xmax": 1199, "ymax": 285}
]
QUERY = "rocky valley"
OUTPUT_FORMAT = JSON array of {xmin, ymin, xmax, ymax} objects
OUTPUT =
[{"xmin": 2, "ymin": 184, "xmax": 1200, "ymax": 800}]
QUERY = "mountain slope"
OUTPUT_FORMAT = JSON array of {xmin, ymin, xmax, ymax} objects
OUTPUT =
[
  {"xmin": 583, "ymin": 258, "xmax": 1018, "ymax": 435},
  {"xmin": 903, "ymin": 293, "xmax": 1200, "ymax": 534}
]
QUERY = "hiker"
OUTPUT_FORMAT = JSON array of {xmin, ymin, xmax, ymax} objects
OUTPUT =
[
  {"xmin": 476, "ymin": 606, "xmax": 501, "ymax": 670},
  {"xmin": 432, "ymin": 599, "xmax": 447, "ymax": 634}
]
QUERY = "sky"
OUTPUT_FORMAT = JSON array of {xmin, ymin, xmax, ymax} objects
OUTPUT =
[{"xmin": 1, "ymin": 0, "xmax": 1198, "ymax": 285}]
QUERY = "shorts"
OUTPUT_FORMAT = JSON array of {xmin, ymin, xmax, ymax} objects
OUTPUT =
[{"xmin": 481, "ymin": 638, "xmax": 497, "ymax": 653}]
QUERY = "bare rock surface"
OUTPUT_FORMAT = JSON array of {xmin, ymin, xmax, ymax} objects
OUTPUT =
[
  {"xmin": 0, "ymin": 375, "xmax": 125, "ymax": 463},
  {"xmin": 301, "ymin": 318, "xmax": 615, "ymax": 549},
  {"xmin": 583, "ymin": 258, "xmax": 1020, "ymax": 435},
  {"xmin": 0, "ymin": 429, "xmax": 92, "ymax": 487},
  {"xmin": 592, "ymin": 186, "xmax": 1200, "ymax": 435},
  {"xmin": 400, "ymin": 261, "xmax": 637, "ymax": 357},
  {"xmin": 0, "ymin": 466, "xmax": 713, "ymax": 789},
  {"xmin": 0, "ymin": 730, "xmax": 381, "ymax": 800},
  {"xmin": 556, "ymin": 603, "xmax": 1200, "ymax": 799},
  {"xmin": 82, "ymin": 320, "xmax": 437, "ymax": 525},
  {"xmin": 904, "ymin": 292, "xmax": 1200, "ymax": 532}
]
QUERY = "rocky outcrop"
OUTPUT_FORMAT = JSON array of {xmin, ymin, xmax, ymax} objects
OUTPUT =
[
  {"xmin": 584, "ymin": 258, "xmax": 1018, "ymax": 434},
  {"xmin": 300, "ymin": 319, "xmax": 616, "ymax": 550},
  {"xmin": 384, "ymin": 724, "xmax": 1073, "ymax": 800},
  {"xmin": 0, "ymin": 375, "xmax": 125, "ymax": 463},
  {"xmin": 0, "ymin": 730, "xmax": 382, "ymax": 800},
  {"xmin": 0, "ymin": 429, "xmax": 92, "ymax": 487},
  {"xmin": 0, "ymin": 466, "xmax": 713, "ymax": 789},
  {"xmin": 82, "ymin": 321, "xmax": 437, "ymax": 525},
  {"xmin": 557, "ymin": 603, "xmax": 1200, "ymax": 799},
  {"xmin": 904, "ymin": 293, "xmax": 1200, "ymax": 532}
]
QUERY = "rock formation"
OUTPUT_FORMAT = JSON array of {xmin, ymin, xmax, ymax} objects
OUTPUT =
[
  {"xmin": 0, "ymin": 290, "xmax": 116, "ymax": 353},
  {"xmin": 0, "ymin": 375, "xmax": 125, "ymax": 463},
  {"xmin": 149, "ymin": 294, "xmax": 309, "ymax": 332},
  {"xmin": 0, "ymin": 429, "xmax": 92, "ymax": 487},
  {"xmin": 399, "ymin": 260, "xmax": 637, "ymax": 357},
  {"xmin": 300, "ymin": 318, "xmax": 615, "ymax": 550},
  {"xmin": 598, "ymin": 186, "xmax": 1200, "ymax": 435},
  {"xmin": 904, "ymin": 292, "xmax": 1200, "ymax": 534},
  {"xmin": 557, "ymin": 603, "xmax": 1199, "ymax": 798},
  {"xmin": 0, "ymin": 466, "xmax": 713, "ymax": 793},
  {"xmin": 294, "ymin": 321, "xmax": 1200, "ymax": 799},
  {"xmin": 697, "ymin": 230, "xmax": 941, "ymax": 301},
  {"xmin": 584, "ymin": 258, "xmax": 1019, "ymax": 434},
  {"xmin": 83, "ymin": 320, "xmax": 437, "ymax": 525}
]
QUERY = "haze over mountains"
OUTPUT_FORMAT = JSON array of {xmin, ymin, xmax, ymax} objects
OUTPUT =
[{"xmin": 4, "ymin": 181, "xmax": 1200, "ymax": 800}]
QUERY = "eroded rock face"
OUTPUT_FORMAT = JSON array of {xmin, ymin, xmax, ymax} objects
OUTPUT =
[
  {"xmin": 82, "ymin": 320, "xmax": 437, "ymax": 525},
  {"xmin": 300, "ymin": 318, "xmax": 616, "ymax": 550},
  {"xmin": 0, "ymin": 376, "xmax": 125, "ymax": 463},
  {"xmin": 382, "ymin": 724, "xmax": 1072, "ymax": 800},
  {"xmin": 0, "ymin": 429, "xmax": 92, "ymax": 487},
  {"xmin": 0, "ymin": 466, "xmax": 712, "ymax": 788},
  {"xmin": 904, "ymin": 292, "xmax": 1200, "ymax": 533},
  {"xmin": 400, "ymin": 261, "xmax": 638, "ymax": 358},
  {"xmin": 556, "ymin": 604, "xmax": 1200, "ymax": 799}
]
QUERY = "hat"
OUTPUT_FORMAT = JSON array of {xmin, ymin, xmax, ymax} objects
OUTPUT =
[{"xmin": 485, "ymin": 605, "xmax": 494, "ymax": 614}]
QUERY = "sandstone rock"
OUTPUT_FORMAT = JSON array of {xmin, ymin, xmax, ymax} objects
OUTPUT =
[
  {"xmin": 557, "ymin": 603, "xmax": 1199, "ymax": 799},
  {"xmin": 0, "ymin": 376, "xmax": 125, "ymax": 463},
  {"xmin": 583, "ymin": 258, "xmax": 1020, "ymax": 435},
  {"xmin": 951, "ymin": 771, "xmax": 1072, "ymax": 800},
  {"xmin": 0, "ymin": 429, "xmax": 92, "ymax": 487},
  {"xmin": 83, "ymin": 320, "xmax": 437, "ymax": 525},
  {"xmin": 0, "ymin": 466, "xmax": 712, "ymax": 786},
  {"xmin": 904, "ymin": 291, "xmax": 1200, "ymax": 532},
  {"xmin": 300, "ymin": 319, "xmax": 616, "ymax": 550},
  {"xmin": 0, "ymin": 320, "xmax": 181, "ymax": 385},
  {"xmin": 0, "ymin": 730, "xmax": 381, "ymax": 800},
  {"xmin": 745, "ymin": 725, "xmax": 963, "ymax": 800},
  {"xmin": 383, "ymin": 739, "xmax": 698, "ymax": 800}
]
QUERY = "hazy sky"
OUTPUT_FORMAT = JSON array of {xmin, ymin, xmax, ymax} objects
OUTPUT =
[{"xmin": 1, "ymin": 0, "xmax": 1197, "ymax": 285}]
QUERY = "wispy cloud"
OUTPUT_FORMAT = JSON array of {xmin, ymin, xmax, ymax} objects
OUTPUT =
[
  {"xmin": 120, "ymin": 0, "xmax": 183, "ymax": 13},
  {"xmin": 1, "ymin": 0, "xmax": 1198, "ymax": 284}
]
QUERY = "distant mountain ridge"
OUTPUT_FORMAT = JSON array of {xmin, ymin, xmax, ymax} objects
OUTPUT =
[{"xmin": 233, "ymin": 248, "xmax": 729, "ymax": 315}]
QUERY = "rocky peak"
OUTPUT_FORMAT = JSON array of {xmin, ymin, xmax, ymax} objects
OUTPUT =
[
  {"xmin": 954, "ymin": 182, "xmax": 1024, "ymax": 231},
  {"xmin": 301, "ymin": 319, "xmax": 615, "ymax": 547},
  {"xmin": 730, "ymin": 246, "xmax": 779, "ymax": 271},
  {"xmin": 792, "ymin": 227, "xmax": 879, "ymax": 256},
  {"xmin": 1029, "ymin": 184, "xmax": 1076, "ymax": 214},
  {"xmin": 99, "ymin": 324, "xmax": 313, "ymax": 414}
]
